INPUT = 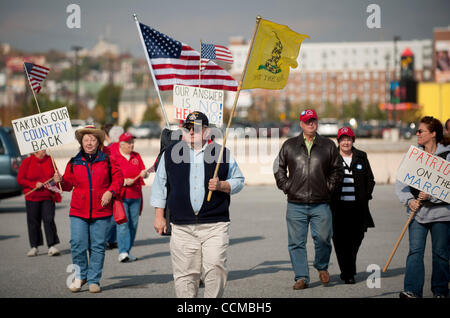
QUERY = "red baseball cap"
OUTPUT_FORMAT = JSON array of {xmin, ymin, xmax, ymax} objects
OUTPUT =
[
  {"xmin": 299, "ymin": 109, "xmax": 318, "ymax": 123},
  {"xmin": 337, "ymin": 126, "xmax": 355, "ymax": 141},
  {"xmin": 119, "ymin": 132, "xmax": 136, "ymax": 142}
]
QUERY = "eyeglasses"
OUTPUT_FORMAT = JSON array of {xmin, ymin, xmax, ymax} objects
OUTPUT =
[
  {"xmin": 415, "ymin": 129, "xmax": 429, "ymax": 134},
  {"xmin": 183, "ymin": 125, "xmax": 205, "ymax": 133}
]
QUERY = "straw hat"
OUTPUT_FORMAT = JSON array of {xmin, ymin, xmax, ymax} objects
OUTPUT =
[{"xmin": 75, "ymin": 125, "xmax": 106, "ymax": 145}]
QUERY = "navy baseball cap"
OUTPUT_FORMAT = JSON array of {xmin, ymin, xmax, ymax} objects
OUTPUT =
[{"xmin": 183, "ymin": 111, "xmax": 209, "ymax": 127}]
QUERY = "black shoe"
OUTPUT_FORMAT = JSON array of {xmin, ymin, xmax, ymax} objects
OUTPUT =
[
  {"xmin": 433, "ymin": 294, "xmax": 447, "ymax": 298},
  {"xmin": 399, "ymin": 291, "xmax": 418, "ymax": 298},
  {"xmin": 106, "ymin": 242, "xmax": 118, "ymax": 250},
  {"xmin": 344, "ymin": 277, "xmax": 356, "ymax": 284}
]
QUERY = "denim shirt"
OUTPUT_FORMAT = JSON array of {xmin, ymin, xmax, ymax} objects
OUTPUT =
[{"xmin": 150, "ymin": 142, "xmax": 244, "ymax": 213}]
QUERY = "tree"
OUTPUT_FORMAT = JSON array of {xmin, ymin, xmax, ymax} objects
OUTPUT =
[
  {"xmin": 364, "ymin": 103, "xmax": 387, "ymax": 120},
  {"xmin": 141, "ymin": 103, "xmax": 161, "ymax": 122},
  {"xmin": 95, "ymin": 84, "xmax": 122, "ymax": 124},
  {"xmin": 341, "ymin": 98, "xmax": 363, "ymax": 120},
  {"xmin": 321, "ymin": 101, "xmax": 340, "ymax": 118},
  {"xmin": 123, "ymin": 118, "xmax": 133, "ymax": 132}
]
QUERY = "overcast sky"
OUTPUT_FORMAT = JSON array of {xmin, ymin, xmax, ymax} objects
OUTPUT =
[{"xmin": 1, "ymin": 0, "xmax": 449, "ymax": 56}]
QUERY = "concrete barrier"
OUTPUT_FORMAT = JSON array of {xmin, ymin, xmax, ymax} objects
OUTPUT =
[{"xmin": 50, "ymin": 137, "xmax": 408, "ymax": 186}]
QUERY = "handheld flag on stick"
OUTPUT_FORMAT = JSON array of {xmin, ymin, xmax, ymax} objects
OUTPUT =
[
  {"xmin": 135, "ymin": 18, "xmax": 238, "ymax": 92},
  {"xmin": 206, "ymin": 16, "xmax": 309, "ymax": 201},
  {"xmin": 201, "ymin": 43, "xmax": 234, "ymax": 70},
  {"xmin": 241, "ymin": 19, "xmax": 309, "ymax": 90},
  {"xmin": 24, "ymin": 62, "xmax": 50, "ymax": 94},
  {"xmin": 22, "ymin": 62, "xmax": 62, "ymax": 191}
]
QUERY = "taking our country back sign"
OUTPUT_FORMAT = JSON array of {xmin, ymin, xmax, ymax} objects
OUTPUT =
[
  {"xmin": 396, "ymin": 145, "xmax": 450, "ymax": 203},
  {"xmin": 11, "ymin": 107, "xmax": 75, "ymax": 155}
]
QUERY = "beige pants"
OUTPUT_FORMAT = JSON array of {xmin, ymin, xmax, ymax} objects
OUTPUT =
[{"xmin": 170, "ymin": 221, "xmax": 230, "ymax": 298}]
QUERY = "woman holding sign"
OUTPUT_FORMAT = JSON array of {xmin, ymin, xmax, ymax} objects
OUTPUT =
[
  {"xmin": 395, "ymin": 116, "xmax": 450, "ymax": 298},
  {"xmin": 53, "ymin": 125, "xmax": 123, "ymax": 294},
  {"xmin": 17, "ymin": 150, "xmax": 61, "ymax": 257}
]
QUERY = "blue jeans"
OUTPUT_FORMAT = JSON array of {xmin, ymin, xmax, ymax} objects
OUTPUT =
[
  {"xmin": 117, "ymin": 198, "xmax": 141, "ymax": 254},
  {"xmin": 286, "ymin": 202, "xmax": 333, "ymax": 283},
  {"xmin": 106, "ymin": 218, "xmax": 117, "ymax": 244},
  {"xmin": 70, "ymin": 216, "xmax": 110, "ymax": 285},
  {"xmin": 404, "ymin": 220, "xmax": 449, "ymax": 297}
]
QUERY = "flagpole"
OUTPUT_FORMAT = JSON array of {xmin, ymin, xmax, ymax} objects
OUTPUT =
[
  {"xmin": 207, "ymin": 16, "xmax": 262, "ymax": 201},
  {"xmin": 199, "ymin": 39, "xmax": 202, "ymax": 88},
  {"xmin": 133, "ymin": 14, "xmax": 170, "ymax": 128},
  {"xmin": 23, "ymin": 62, "xmax": 62, "ymax": 191}
]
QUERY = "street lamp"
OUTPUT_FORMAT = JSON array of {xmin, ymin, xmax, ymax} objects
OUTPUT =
[
  {"xmin": 72, "ymin": 45, "xmax": 82, "ymax": 118},
  {"xmin": 393, "ymin": 36, "xmax": 401, "ymax": 123}
]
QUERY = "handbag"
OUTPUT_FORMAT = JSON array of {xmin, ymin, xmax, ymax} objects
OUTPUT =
[{"xmin": 113, "ymin": 199, "xmax": 128, "ymax": 225}]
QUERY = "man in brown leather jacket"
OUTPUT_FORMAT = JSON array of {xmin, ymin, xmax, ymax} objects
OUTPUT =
[{"xmin": 274, "ymin": 109, "xmax": 343, "ymax": 290}]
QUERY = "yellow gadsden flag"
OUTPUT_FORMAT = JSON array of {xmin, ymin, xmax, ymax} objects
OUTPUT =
[{"xmin": 241, "ymin": 19, "xmax": 309, "ymax": 90}]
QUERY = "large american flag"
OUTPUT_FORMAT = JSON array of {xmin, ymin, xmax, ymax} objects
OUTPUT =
[
  {"xmin": 139, "ymin": 23, "xmax": 237, "ymax": 91},
  {"xmin": 24, "ymin": 62, "xmax": 50, "ymax": 94}
]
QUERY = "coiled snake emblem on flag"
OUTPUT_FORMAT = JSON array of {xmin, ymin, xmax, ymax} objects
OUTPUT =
[{"xmin": 258, "ymin": 32, "xmax": 283, "ymax": 74}]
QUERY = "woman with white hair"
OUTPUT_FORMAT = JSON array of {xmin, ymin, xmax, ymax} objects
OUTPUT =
[{"xmin": 111, "ymin": 132, "xmax": 149, "ymax": 262}]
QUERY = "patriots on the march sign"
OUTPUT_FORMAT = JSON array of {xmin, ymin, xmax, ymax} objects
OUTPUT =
[
  {"xmin": 11, "ymin": 107, "xmax": 75, "ymax": 155},
  {"xmin": 173, "ymin": 85, "xmax": 224, "ymax": 126},
  {"xmin": 396, "ymin": 145, "xmax": 450, "ymax": 203}
]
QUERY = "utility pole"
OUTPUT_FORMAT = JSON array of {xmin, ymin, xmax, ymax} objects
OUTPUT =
[
  {"xmin": 72, "ymin": 45, "xmax": 82, "ymax": 118},
  {"xmin": 107, "ymin": 53, "xmax": 114, "ymax": 123},
  {"xmin": 393, "ymin": 36, "xmax": 401, "ymax": 124}
]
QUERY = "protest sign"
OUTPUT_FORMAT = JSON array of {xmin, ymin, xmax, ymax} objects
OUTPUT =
[
  {"xmin": 173, "ymin": 85, "xmax": 224, "ymax": 126},
  {"xmin": 11, "ymin": 107, "xmax": 75, "ymax": 155},
  {"xmin": 396, "ymin": 145, "xmax": 450, "ymax": 203}
]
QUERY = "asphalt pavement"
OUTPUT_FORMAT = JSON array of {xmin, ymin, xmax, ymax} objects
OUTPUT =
[{"xmin": 0, "ymin": 184, "xmax": 437, "ymax": 298}]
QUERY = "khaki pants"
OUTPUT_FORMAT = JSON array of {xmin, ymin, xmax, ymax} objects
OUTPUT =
[{"xmin": 170, "ymin": 221, "xmax": 230, "ymax": 298}]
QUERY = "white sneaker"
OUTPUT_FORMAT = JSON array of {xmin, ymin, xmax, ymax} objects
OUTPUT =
[
  {"xmin": 128, "ymin": 254, "xmax": 138, "ymax": 262},
  {"xmin": 48, "ymin": 246, "xmax": 60, "ymax": 256},
  {"xmin": 69, "ymin": 278, "xmax": 86, "ymax": 292},
  {"xmin": 27, "ymin": 247, "xmax": 38, "ymax": 257},
  {"xmin": 89, "ymin": 283, "xmax": 101, "ymax": 293},
  {"xmin": 118, "ymin": 252, "xmax": 129, "ymax": 262}
]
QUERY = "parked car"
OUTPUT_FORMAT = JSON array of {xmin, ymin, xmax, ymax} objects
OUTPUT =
[
  {"xmin": 354, "ymin": 122, "xmax": 374, "ymax": 138},
  {"xmin": 0, "ymin": 127, "xmax": 25, "ymax": 199},
  {"xmin": 317, "ymin": 118, "xmax": 339, "ymax": 137},
  {"xmin": 286, "ymin": 122, "xmax": 302, "ymax": 138},
  {"xmin": 128, "ymin": 121, "xmax": 162, "ymax": 139},
  {"xmin": 400, "ymin": 122, "xmax": 417, "ymax": 140}
]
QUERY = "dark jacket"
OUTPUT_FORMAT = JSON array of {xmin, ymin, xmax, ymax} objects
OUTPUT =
[
  {"xmin": 331, "ymin": 147, "xmax": 375, "ymax": 231},
  {"xmin": 274, "ymin": 133, "xmax": 344, "ymax": 203},
  {"xmin": 164, "ymin": 141, "xmax": 230, "ymax": 225}
]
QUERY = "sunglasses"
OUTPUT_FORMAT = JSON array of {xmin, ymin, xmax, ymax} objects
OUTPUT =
[{"xmin": 415, "ymin": 129, "xmax": 429, "ymax": 134}]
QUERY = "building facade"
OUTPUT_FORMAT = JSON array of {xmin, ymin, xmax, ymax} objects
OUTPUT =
[{"xmin": 228, "ymin": 37, "xmax": 433, "ymax": 115}]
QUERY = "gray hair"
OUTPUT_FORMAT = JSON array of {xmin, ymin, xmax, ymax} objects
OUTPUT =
[{"xmin": 109, "ymin": 126, "xmax": 124, "ymax": 143}]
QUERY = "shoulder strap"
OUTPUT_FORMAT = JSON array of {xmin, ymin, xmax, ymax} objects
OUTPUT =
[
  {"xmin": 69, "ymin": 157, "xmax": 75, "ymax": 173},
  {"xmin": 104, "ymin": 153, "xmax": 112, "ymax": 185},
  {"xmin": 437, "ymin": 150, "xmax": 450, "ymax": 160}
]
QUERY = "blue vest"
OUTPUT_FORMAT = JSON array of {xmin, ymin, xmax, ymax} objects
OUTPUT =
[{"xmin": 164, "ymin": 141, "xmax": 230, "ymax": 225}]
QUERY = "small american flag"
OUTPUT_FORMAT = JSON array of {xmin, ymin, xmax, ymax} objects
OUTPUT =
[
  {"xmin": 201, "ymin": 43, "xmax": 233, "ymax": 71},
  {"xmin": 138, "ymin": 23, "xmax": 237, "ymax": 91},
  {"xmin": 24, "ymin": 62, "xmax": 50, "ymax": 94},
  {"xmin": 44, "ymin": 180, "xmax": 63, "ymax": 194}
]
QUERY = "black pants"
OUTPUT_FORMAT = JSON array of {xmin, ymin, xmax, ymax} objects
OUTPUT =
[
  {"xmin": 26, "ymin": 200, "xmax": 60, "ymax": 248},
  {"xmin": 332, "ymin": 201, "xmax": 365, "ymax": 280}
]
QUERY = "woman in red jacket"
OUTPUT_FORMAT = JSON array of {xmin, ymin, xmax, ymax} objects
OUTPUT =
[
  {"xmin": 54, "ymin": 125, "xmax": 123, "ymax": 294},
  {"xmin": 112, "ymin": 132, "xmax": 149, "ymax": 263},
  {"xmin": 17, "ymin": 150, "xmax": 61, "ymax": 257}
]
